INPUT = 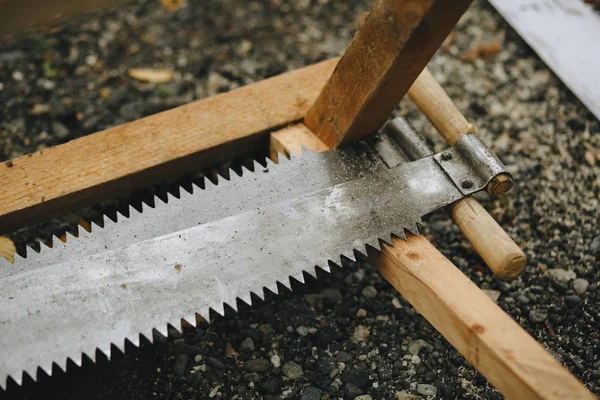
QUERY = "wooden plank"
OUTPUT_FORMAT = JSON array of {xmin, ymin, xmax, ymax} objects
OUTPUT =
[
  {"xmin": 0, "ymin": 58, "xmax": 339, "ymax": 233},
  {"xmin": 406, "ymin": 68, "xmax": 526, "ymax": 280},
  {"xmin": 304, "ymin": 0, "xmax": 472, "ymax": 148},
  {"xmin": 370, "ymin": 235, "xmax": 595, "ymax": 400},
  {"xmin": 0, "ymin": 0, "xmax": 133, "ymax": 37}
]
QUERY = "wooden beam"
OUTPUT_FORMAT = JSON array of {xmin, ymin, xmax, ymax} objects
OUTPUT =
[
  {"xmin": 370, "ymin": 235, "xmax": 595, "ymax": 400},
  {"xmin": 0, "ymin": 0, "xmax": 133, "ymax": 37},
  {"xmin": 304, "ymin": 0, "xmax": 472, "ymax": 147},
  {"xmin": 0, "ymin": 58, "xmax": 338, "ymax": 233}
]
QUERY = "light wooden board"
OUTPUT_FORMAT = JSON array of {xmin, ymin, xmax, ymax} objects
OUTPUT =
[
  {"xmin": 371, "ymin": 235, "xmax": 595, "ymax": 400},
  {"xmin": 0, "ymin": 0, "xmax": 133, "ymax": 37},
  {"xmin": 304, "ymin": 0, "xmax": 472, "ymax": 147},
  {"xmin": 0, "ymin": 58, "xmax": 338, "ymax": 232},
  {"xmin": 489, "ymin": 0, "xmax": 600, "ymax": 120}
]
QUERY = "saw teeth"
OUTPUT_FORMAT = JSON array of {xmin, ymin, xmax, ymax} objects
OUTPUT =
[{"xmin": 1, "ymin": 142, "xmax": 434, "ymax": 388}]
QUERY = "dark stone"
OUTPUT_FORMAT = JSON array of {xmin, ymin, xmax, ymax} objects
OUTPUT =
[
  {"xmin": 172, "ymin": 354, "xmax": 190, "ymax": 377},
  {"xmin": 315, "ymin": 327, "xmax": 343, "ymax": 346},
  {"xmin": 240, "ymin": 337, "xmax": 255, "ymax": 353},
  {"xmin": 336, "ymin": 351, "xmax": 353, "ymax": 363},
  {"xmin": 344, "ymin": 383, "xmax": 362, "ymax": 399},
  {"xmin": 567, "ymin": 116, "xmax": 586, "ymax": 131},
  {"xmin": 301, "ymin": 386, "xmax": 323, "ymax": 400},
  {"xmin": 341, "ymin": 368, "xmax": 370, "ymax": 389},
  {"xmin": 259, "ymin": 376, "xmax": 282, "ymax": 395},
  {"xmin": 244, "ymin": 359, "xmax": 271, "ymax": 373},
  {"xmin": 321, "ymin": 288, "xmax": 342, "ymax": 305},
  {"xmin": 564, "ymin": 295, "xmax": 582, "ymax": 310},
  {"xmin": 590, "ymin": 236, "xmax": 600, "ymax": 255},
  {"xmin": 206, "ymin": 357, "xmax": 226, "ymax": 370}
]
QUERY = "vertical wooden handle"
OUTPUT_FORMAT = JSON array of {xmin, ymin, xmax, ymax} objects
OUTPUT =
[{"xmin": 408, "ymin": 68, "xmax": 526, "ymax": 280}]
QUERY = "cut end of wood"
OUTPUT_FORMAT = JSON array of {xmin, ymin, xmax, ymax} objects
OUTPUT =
[
  {"xmin": 447, "ymin": 197, "xmax": 527, "ymax": 280},
  {"xmin": 0, "ymin": 236, "xmax": 16, "ymax": 264},
  {"xmin": 494, "ymin": 250, "xmax": 527, "ymax": 281},
  {"xmin": 486, "ymin": 173, "xmax": 514, "ymax": 197},
  {"xmin": 269, "ymin": 124, "xmax": 329, "ymax": 162}
]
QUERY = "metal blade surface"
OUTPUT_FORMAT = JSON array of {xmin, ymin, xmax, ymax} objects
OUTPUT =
[
  {"xmin": 0, "ymin": 153, "xmax": 463, "ymax": 387},
  {"xmin": 0, "ymin": 141, "xmax": 386, "ymax": 276}
]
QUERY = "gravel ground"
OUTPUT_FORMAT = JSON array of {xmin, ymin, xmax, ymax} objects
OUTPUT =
[{"xmin": 1, "ymin": 0, "xmax": 599, "ymax": 399}]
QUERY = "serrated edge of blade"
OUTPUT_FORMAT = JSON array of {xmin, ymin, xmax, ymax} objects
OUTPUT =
[{"xmin": 1, "ymin": 225, "xmax": 419, "ymax": 390}]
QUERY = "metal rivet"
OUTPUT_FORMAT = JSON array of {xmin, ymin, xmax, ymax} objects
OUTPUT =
[
  {"xmin": 461, "ymin": 180, "xmax": 474, "ymax": 189},
  {"xmin": 441, "ymin": 153, "xmax": 452, "ymax": 161}
]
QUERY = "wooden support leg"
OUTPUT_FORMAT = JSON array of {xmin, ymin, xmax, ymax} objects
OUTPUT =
[
  {"xmin": 304, "ymin": 0, "xmax": 473, "ymax": 147},
  {"xmin": 370, "ymin": 235, "xmax": 594, "ymax": 400}
]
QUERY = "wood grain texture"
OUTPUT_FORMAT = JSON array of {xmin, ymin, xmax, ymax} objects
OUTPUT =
[
  {"xmin": 407, "ymin": 67, "xmax": 525, "ymax": 279},
  {"xmin": 0, "ymin": 58, "xmax": 339, "ymax": 232},
  {"xmin": 269, "ymin": 124, "xmax": 328, "ymax": 162},
  {"xmin": 447, "ymin": 197, "xmax": 526, "ymax": 280},
  {"xmin": 370, "ymin": 235, "xmax": 595, "ymax": 400},
  {"xmin": 0, "ymin": 0, "xmax": 134, "ymax": 37},
  {"xmin": 304, "ymin": 0, "xmax": 472, "ymax": 147},
  {"xmin": 407, "ymin": 67, "xmax": 477, "ymax": 145}
]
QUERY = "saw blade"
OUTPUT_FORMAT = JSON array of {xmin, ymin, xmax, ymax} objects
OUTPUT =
[
  {"xmin": 0, "ymin": 144, "xmax": 465, "ymax": 387},
  {"xmin": 0, "ymin": 140, "xmax": 386, "ymax": 276}
]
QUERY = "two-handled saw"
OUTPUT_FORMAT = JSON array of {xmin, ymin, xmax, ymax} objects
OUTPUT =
[
  {"xmin": 0, "ymin": 116, "xmax": 510, "ymax": 387},
  {"xmin": 1, "ymin": 0, "xmax": 595, "ymax": 398}
]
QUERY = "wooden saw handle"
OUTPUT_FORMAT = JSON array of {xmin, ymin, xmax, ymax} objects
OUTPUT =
[{"xmin": 408, "ymin": 68, "xmax": 526, "ymax": 280}]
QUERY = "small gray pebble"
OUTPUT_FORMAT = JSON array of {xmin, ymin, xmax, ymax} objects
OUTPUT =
[
  {"xmin": 529, "ymin": 309, "xmax": 548, "ymax": 323},
  {"xmin": 51, "ymin": 121, "xmax": 70, "ymax": 139},
  {"xmin": 240, "ymin": 337, "xmax": 255, "ymax": 353},
  {"xmin": 362, "ymin": 286, "xmax": 377, "ymax": 299},
  {"xmin": 573, "ymin": 278, "xmax": 589, "ymax": 295},
  {"xmin": 395, "ymin": 391, "xmax": 422, "ymax": 400},
  {"xmin": 590, "ymin": 236, "xmax": 600, "ymax": 254},
  {"xmin": 301, "ymin": 386, "xmax": 323, "ymax": 400},
  {"xmin": 546, "ymin": 268, "xmax": 576, "ymax": 284},
  {"xmin": 244, "ymin": 358, "xmax": 270, "ymax": 373},
  {"xmin": 407, "ymin": 339, "xmax": 431, "ymax": 356},
  {"xmin": 416, "ymin": 384, "xmax": 437, "ymax": 397},
  {"xmin": 282, "ymin": 361, "xmax": 303, "ymax": 380}
]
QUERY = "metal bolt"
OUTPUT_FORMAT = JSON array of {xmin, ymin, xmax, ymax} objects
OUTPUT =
[
  {"xmin": 440, "ymin": 152, "xmax": 452, "ymax": 161},
  {"xmin": 461, "ymin": 179, "xmax": 474, "ymax": 189}
]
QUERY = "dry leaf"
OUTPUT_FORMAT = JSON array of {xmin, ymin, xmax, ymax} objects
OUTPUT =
[
  {"xmin": 161, "ymin": 0, "xmax": 187, "ymax": 12},
  {"xmin": 460, "ymin": 40, "xmax": 502, "ymax": 61},
  {"xmin": 128, "ymin": 68, "xmax": 174, "ymax": 83},
  {"xmin": 0, "ymin": 236, "xmax": 16, "ymax": 264}
]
